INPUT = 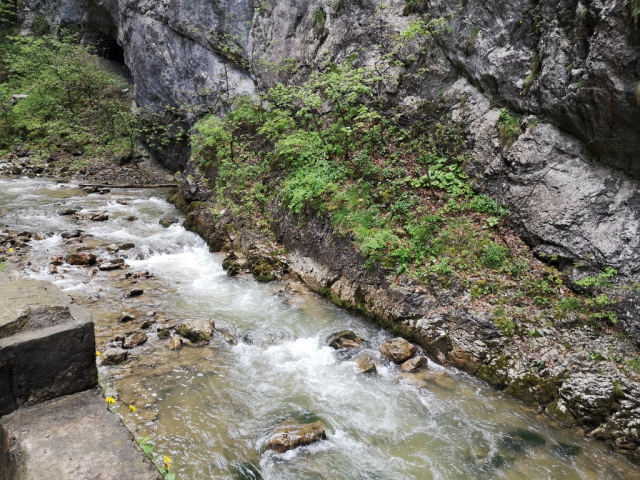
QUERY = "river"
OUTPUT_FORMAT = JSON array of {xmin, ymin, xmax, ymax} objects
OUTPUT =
[{"xmin": 0, "ymin": 177, "xmax": 636, "ymax": 479}]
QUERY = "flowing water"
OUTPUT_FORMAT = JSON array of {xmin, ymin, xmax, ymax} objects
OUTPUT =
[{"xmin": 0, "ymin": 177, "xmax": 637, "ymax": 479}]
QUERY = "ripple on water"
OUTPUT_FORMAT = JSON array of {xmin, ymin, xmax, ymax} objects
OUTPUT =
[{"xmin": 1, "ymin": 178, "xmax": 637, "ymax": 480}]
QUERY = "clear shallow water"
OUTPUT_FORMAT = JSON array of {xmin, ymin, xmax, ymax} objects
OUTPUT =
[{"xmin": 1, "ymin": 177, "xmax": 637, "ymax": 479}]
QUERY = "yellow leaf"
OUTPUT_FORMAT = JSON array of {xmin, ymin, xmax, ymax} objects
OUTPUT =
[
  {"xmin": 105, "ymin": 397, "xmax": 116, "ymax": 405},
  {"xmin": 96, "ymin": 351, "xmax": 100, "ymax": 356},
  {"xmin": 129, "ymin": 405, "xmax": 138, "ymax": 412}
]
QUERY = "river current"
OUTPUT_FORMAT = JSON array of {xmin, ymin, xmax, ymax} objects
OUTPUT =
[{"xmin": 0, "ymin": 177, "xmax": 636, "ymax": 479}]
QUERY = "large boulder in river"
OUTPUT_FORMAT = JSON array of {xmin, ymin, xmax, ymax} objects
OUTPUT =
[
  {"xmin": 326, "ymin": 330, "xmax": 365, "ymax": 350},
  {"xmin": 264, "ymin": 419, "xmax": 327, "ymax": 453},
  {"xmin": 380, "ymin": 338, "xmax": 416, "ymax": 364},
  {"xmin": 66, "ymin": 253, "xmax": 96, "ymax": 266},
  {"xmin": 178, "ymin": 318, "xmax": 215, "ymax": 343}
]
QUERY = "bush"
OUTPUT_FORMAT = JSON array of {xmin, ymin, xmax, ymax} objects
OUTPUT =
[
  {"xmin": 0, "ymin": 33, "xmax": 136, "ymax": 158},
  {"xmin": 496, "ymin": 109, "xmax": 521, "ymax": 147},
  {"xmin": 481, "ymin": 242, "xmax": 509, "ymax": 269}
]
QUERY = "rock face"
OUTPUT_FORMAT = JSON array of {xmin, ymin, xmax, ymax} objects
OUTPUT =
[
  {"xmin": 264, "ymin": 419, "xmax": 327, "ymax": 453},
  {"xmin": 28, "ymin": 0, "xmax": 640, "ymax": 289},
  {"xmin": 178, "ymin": 318, "xmax": 215, "ymax": 344},
  {"xmin": 380, "ymin": 338, "xmax": 416, "ymax": 364},
  {"xmin": 0, "ymin": 280, "xmax": 97, "ymax": 416}
]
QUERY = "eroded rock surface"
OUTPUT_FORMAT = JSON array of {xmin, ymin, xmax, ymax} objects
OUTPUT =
[{"xmin": 264, "ymin": 419, "xmax": 327, "ymax": 454}]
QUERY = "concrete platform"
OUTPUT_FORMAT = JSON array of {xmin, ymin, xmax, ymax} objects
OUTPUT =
[
  {"xmin": 0, "ymin": 280, "xmax": 97, "ymax": 416},
  {"xmin": 0, "ymin": 388, "xmax": 162, "ymax": 480}
]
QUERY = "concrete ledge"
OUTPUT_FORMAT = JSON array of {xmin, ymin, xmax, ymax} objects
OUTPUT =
[
  {"xmin": 0, "ymin": 388, "xmax": 162, "ymax": 480},
  {"xmin": 0, "ymin": 280, "xmax": 97, "ymax": 416}
]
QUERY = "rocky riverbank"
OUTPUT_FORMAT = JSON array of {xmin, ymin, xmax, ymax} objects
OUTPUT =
[{"xmin": 170, "ymin": 165, "xmax": 640, "ymax": 461}]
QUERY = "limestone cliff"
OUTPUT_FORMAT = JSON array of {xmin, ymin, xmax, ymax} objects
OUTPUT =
[{"xmin": 26, "ymin": 0, "xmax": 640, "ymax": 327}]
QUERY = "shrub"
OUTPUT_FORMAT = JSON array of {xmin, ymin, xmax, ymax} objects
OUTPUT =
[
  {"xmin": 481, "ymin": 242, "xmax": 509, "ymax": 269},
  {"xmin": 496, "ymin": 109, "xmax": 521, "ymax": 147}
]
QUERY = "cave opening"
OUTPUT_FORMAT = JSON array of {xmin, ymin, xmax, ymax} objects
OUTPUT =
[{"xmin": 100, "ymin": 35, "xmax": 125, "ymax": 64}]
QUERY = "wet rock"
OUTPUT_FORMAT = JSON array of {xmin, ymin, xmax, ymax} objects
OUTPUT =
[
  {"xmin": 32, "ymin": 233, "xmax": 46, "ymax": 241},
  {"xmin": 380, "ymin": 338, "xmax": 416, "ymax": 364},
  {"xmin": 90, "ymin": 212, "xmax": 109, "ymax": 222},
  {"xmin": 178, "ymin": 318, "xmax": 215, "ymax": 344},
  {"xmin": 120, "ymin": 243, "xmax": 135, "ymax": 250},
  {"xmin": 140, "ymin": 319, "xmax": 156, "ymax": 329},
  {"xmin": 61, "ymin": 230, "xmax": 83, "ymax": 239},
  {"xmin": 326, "ymin": 330, "xmax": 364, "ymax": 350},
  {"xmin": 401, "ymin": 356, "xmax": 428, "ymax": 372},
  {"xmin": 127, "ymin": 288, "xmax": 143, "ymax": 298},
  {"xmin": 65, "ymin": 253, "xmax": 96, "ymax": 266},
  {"xmin": 47, "ymin": 264, "xmax": 58, "ymax": 275},
  {"xmin": 264, "ymin": 419, "xmax": 327, "ymax": 453},
  {"xmin": 100, "ymin": 348, "xmax": 128, "ymax": 366},
  {"xmin": 123, "ymin": 331, "xmax": 147, "ymax": 349},
  {"xmin": 120, "ymin": 312, "xmax": 135, "ymax": 322},
  {"xmin": 57, "ymin": 208, "xmax": 77, "ymax": 216},
  {"xmin": 222, "ymin": 251, "xmax": 249, "ymax": 277},
  {"xmin": 106, "ymin": 244, "xmax": 119, "ymax": 253},
  {"xmin": 159, "ymin": 216, "xmax": 179, "ymax": 228},
  {"xmin": 124, "ymin": 215, "xmax": 137, "ymax": 221},
  {"xmin": 354, "ymin": 353, "xmax": 377, "ymax": 374},
  {"xmin": 157, "ymin": 328, "xmax": 171, "ymax": 340},
  {"xmin": 169, "ymin": 336, "xmax": 182, "ymax": 350}
]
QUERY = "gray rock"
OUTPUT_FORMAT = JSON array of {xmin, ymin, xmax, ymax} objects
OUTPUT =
[
  {"xmin": 0, "ymin": 280, "xmax": 97, "ymax": 416},
  {"xmin": 100, "ymin": 348, "xmax": 128, "ymax": 366}
]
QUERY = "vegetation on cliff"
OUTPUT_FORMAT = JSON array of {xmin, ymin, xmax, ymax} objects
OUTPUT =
[{"xmin": 188, "ymin": 54, "xmax": 625, "ymax": 348}]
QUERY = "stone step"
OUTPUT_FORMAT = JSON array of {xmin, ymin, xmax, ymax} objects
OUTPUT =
[{"xmin": 0, "ymin": 388, "xmax": 162, "ymax": 480}]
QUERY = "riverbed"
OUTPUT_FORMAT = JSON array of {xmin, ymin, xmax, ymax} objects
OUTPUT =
[{"xmin": 0, "ymin": 177, "xmax": 637, "ymax": 479}]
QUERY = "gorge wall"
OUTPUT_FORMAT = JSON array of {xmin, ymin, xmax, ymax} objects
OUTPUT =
[{"xmin": 25, "ymin": 0, "xmax": 640, "ymax": 310}]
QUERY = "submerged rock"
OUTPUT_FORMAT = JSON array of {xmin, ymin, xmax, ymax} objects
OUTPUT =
[
  {"xmin": 127, "ymin": 288, "xmax": 143, "ymax": 298},
  {"xmin": 326, "ymin": 330, "xmax": 365, "ymax": 350},
  {"xmin": 101, "ymin": 348, "xmax": 128, "ymax": 366},
  {"xmin": 264, "ymin": 419, "xmax": 327, "ymax": 454},
  {"xmin": 120, "ymin": 312, "xmax": 135, "ymax": 322},
  {"xmin": 66, "ymin": 253, "xmax": 96, "ymax": 266},
  {"xmin": 178, "ymin": 318, "xmax": 215, "ymax": 344},
  {"xmin": 380, "ymin": 338, "xmax": 416, "ymax": 364}
]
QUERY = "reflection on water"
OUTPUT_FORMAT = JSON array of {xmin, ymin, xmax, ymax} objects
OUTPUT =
[{"xmin": 0, "ymin": 177, "xmax": 637, "ymax": 480}]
